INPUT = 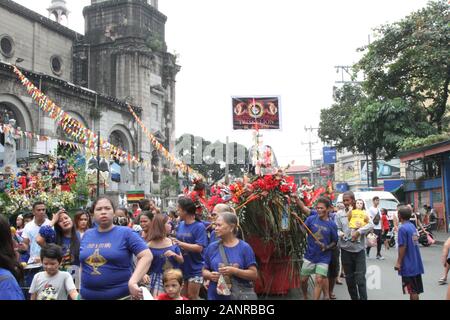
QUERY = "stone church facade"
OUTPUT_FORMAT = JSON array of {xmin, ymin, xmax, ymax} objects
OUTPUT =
[{"xmin": 0, "ymin": 0, "xmax": 179, "ymax": 197}]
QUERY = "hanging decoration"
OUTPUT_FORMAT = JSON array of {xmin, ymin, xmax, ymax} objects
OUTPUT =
[
  {"xmin": 127, "ymin": 104, "xmax": 204, "ymax": 180},
  {"xmin": 12, "ymin": 66, "xmax": 139, "ymax": 164}
]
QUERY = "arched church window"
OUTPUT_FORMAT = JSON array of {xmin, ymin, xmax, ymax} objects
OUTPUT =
[{"xmin": 0, "ymin": 103, "xmax": 26, "ymax": 150}]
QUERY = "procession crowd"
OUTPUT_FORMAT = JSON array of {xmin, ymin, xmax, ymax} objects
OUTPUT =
[{"xmin": 1, "ymin": 192, "xmax": 449, "ymax": 301}]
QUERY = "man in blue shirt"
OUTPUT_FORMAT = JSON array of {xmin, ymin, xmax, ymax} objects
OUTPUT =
[
  {"xmin": 395, "ymin": 205, "xmax": 425, "ymax": 300},
  {"xmin": 293, "ymin": 196, "xmax": 338, "ymax": 300}
]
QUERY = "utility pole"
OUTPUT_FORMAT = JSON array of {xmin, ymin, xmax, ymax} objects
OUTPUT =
[
  {"xmin": 96, "ymin": 131, "xmax": 100, "ymax": 198},
  {"xmin": 225, "ymin": 136, "xmax": 230, "ymax": 185},
  {"xmin": 303, "ymin": 126, "xmax": 319, "ymax": 185}
]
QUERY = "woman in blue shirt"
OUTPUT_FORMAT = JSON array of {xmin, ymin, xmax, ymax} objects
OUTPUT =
[
  {"xmin": 80, "ymin": 197, "xmax": 153, "ymax": 300},
  {"xmin": 174, "ymin": 197, "xmax": 208, "ymax": 300},
  {"xmin": 147, "ymin": 214, "xmax": 184, "ymax": 297},
  {"xmin": 37, "ymin": 210, "xmax": 81, "ymax": 269},
  {"xmin": 0, "ymin": 215, "xmax": 25, "ymax": 300},
  {"xmin": 203, "ymin": 212, "xmax": 258, "ymax": 300}
]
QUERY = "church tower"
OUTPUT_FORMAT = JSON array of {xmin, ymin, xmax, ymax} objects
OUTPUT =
[
  {"xmin": 83, "ymin": 0, "xmax": 180, "ymax": 194},
  {"xmin": 47, "ymin": 0, "xmax": 70, "ymax": 25}
]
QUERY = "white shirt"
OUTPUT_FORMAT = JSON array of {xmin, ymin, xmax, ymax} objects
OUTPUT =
[
  {"xmin": 369, "ymin": 207, "xmax": 382, "ymax": 230},
  {"xmin": 22, "ymin": 218, "xmax": 51, "ymax": 263}
]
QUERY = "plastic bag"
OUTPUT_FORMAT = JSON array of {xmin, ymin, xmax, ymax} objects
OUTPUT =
[
  {"xmin": 367, "ymin": 233, "xmax": 377, "ymax": 248},
  {"xmin": 216, "ymin": 275, "xmax": 231, "ymax": 296}
]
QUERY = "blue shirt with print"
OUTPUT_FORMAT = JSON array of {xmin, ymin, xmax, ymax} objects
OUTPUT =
[
  {"xmin": 176, "ymin": 221, "xmax": 208, "ymax": 279},
  {"xmin": 204, "ymin": 240, "xmax": 257, "ymax": 301},
  {"xmin": 304, "ymin": 210, "xmax": 338, "ymax": 264},
  {"xmin": 398, "ymin": 221, "xmax": 424, "ymax": 277},
  {"xmin": 80, "ymin": 226, "xmax": 149, "ymax": 300}
]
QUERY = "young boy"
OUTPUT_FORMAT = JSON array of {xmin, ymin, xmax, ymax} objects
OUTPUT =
[
  {"xmin": 395, "ymin": 206, "xmax": 425, "ymax": 300},
  {"xmin": 29, "ymin": 244, "xmax": 79, "ymax": 300},
  {"xmin": 157, "ymin": 269, "xmax": 188, "ymax": 300}
]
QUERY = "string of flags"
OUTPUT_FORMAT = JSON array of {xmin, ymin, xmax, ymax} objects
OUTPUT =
[
  {"xmin": 12, "ymin": 66, "xmax": 188, "ymax": 175},
  {"xmin": 12, "ymin": 66, "xmax": 140, "ymax": 164},
  {"xmin": 127, "ymin": 103, "xmax": 205, "ymax": 180}
]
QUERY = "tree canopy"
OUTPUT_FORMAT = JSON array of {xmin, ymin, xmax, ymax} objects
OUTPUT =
[{"xmin": 319, "ymin": 1, "xmax": 449, "ymax": 186}]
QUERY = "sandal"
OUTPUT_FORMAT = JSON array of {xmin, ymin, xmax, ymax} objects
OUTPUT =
[
  {"xmin": 438, "ymin": 278, "xmax": 447, "ymax": 285},
  {"xmin": 330, "ymin": 293, "xmax": 337, "ymax": 300},
  {"xmin": 336, "ymin": 279, "xmax": 343, "ymax": 285}
]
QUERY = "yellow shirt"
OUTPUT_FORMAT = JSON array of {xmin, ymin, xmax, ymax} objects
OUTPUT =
[{"xmin": 348, "ymin": 209, "xmax": 368, "ymax": 229}]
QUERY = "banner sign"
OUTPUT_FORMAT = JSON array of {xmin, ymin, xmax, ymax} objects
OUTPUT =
[
  {"xmin": 323, "ymin": 147, "xmax": 337, "ymax": 164},
  {"xmin": 232, "ymin": 97, "xmax": 280, "ymax": 130}
]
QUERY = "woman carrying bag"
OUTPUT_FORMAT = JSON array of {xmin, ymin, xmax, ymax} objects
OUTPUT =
[{"xmin": 202, "ymin": 212, "xmax": 258, "ymax": 300}]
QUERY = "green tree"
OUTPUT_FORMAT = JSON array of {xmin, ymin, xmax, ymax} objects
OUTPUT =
[
  {"xmin": 356, "ymin": 0, "xmax": 450, "ymax": 132},
  {"xmin": 160, "ymin": 175, "xmax": 180, "ymax": 198},
  {"xmin": 176, "ymin": 134, "xmax": 249, "ymax": 185},
  {"xmin": 318, "ymin": 84, "xmax": 365, "ymax": 152},
  {"xmin": 319, "ymin": 85, "xmax": 433, "ymax": 186}
]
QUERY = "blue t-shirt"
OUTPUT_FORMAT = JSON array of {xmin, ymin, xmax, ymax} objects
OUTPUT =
[
  {"xmin": 39, "ymin": 226, "xmax": 80, "ymax": 267},
  {"xmin": 176, "ymin": 221, "xmax": 208, "ymax": 278},
  {"xmin": 398, "ymin": 221, "xmax": 424, "ymax": 277},
  {"xmin": 304, "ymin": 212, "xmax": 338, "ymax": 264},
  {"xmin": 204, "ymin": 240, "xmax": 257, "ymax": 301},
  {"xmin": 0, "ymin": 268, "xmax": 25, "ymax": 300},
  {"xmin": 60, "ymin": 234, "xmax": 81, "ymax": 267},
  {"xmin": 149, "ymin": 244, "xmax": 182, "ymax": 274},
  {"xmin": 79, "ymin": 226, "xmax": 149, "ymax": 300}
]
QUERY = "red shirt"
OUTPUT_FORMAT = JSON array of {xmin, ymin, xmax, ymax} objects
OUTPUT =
[
  {"xmin": 157, "ymin": 293, "xmax": 188, "ymax": 300},
  {"xmin": 381, "ymin": 214, "xmax": 390, "ymax": 231}
]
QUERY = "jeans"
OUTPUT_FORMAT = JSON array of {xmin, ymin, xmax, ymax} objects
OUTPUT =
[
  {"xmin": 366, "ymin": 229, "xmax": 382, "ymax": 257},
  {"xmin": 341, "ymin": 249, "xmax": 367, "ymax": 300}
]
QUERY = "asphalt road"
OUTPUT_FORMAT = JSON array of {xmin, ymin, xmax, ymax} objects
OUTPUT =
[
  {"xmin": 334, "ymin": 243, "xmax": 448, "ymax": 300},
  {"xmin": 264, "ymin": 240, "xmax": 448, "ymax": 300}
]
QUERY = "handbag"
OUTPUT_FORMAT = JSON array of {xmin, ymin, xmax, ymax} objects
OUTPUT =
[{"xmin": 218, "ymin": 243, "xmax": 258, "ymax": 300}]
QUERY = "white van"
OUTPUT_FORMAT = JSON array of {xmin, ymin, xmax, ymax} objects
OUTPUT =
[{"xmin": 336, "ymin": 191, "xmax": 400, "ymax": 220}]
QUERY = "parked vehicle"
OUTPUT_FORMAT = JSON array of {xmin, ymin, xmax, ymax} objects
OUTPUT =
[{"xmin": 336, "ymin": 191, "xmax": 400, "ymax": 220}]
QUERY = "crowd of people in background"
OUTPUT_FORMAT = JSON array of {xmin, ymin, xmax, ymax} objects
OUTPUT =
[{"xmin": 1, "ymin": 191, "xmax": 449, "ymax": 301}]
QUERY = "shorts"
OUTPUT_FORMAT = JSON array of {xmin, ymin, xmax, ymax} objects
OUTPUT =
[
  {"xmin": 402, "ymin": 275, "xmax": 424, "ymax": 295},
  {"xmin": 188, "ymin": 276, "xmax": 204, "ymax": 284},
  {"xmin": 301, "ymin": 259, "xmax": 329, "ymax": 277},
  {"xmin": 327, "ymin": 248, "xmax": 340, "ymax": 278}
]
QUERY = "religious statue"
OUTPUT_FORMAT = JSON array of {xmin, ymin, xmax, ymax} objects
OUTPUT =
[{"xmin": 3, "ymin": 119, "xmax": 20, "ymax": 172}]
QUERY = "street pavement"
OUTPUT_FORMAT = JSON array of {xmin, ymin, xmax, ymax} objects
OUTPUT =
[
  {"xmin": 264, "ymin": 232, "xmax": 449, "ymax": 300},
  {"xmin": 333, "ymin": 241, "xmax": 448, "ymax": 300}
]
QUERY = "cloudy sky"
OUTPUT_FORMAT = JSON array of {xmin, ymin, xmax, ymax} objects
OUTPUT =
[{"xmin": 14, "ymin": 0, "xmax": 431, "ymax": 167}]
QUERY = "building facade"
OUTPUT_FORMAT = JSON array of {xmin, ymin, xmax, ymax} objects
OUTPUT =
[
  {"xmin": 334, "ymin": 150, "xmax": 406, "ymax": 193},
  {"xmin": 399, "ymin": 140, "xmax": 450, "ymax": 232},
  {"xmin": 0, "ymin": 0, "xmax": 179, "ymax": 198}
]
